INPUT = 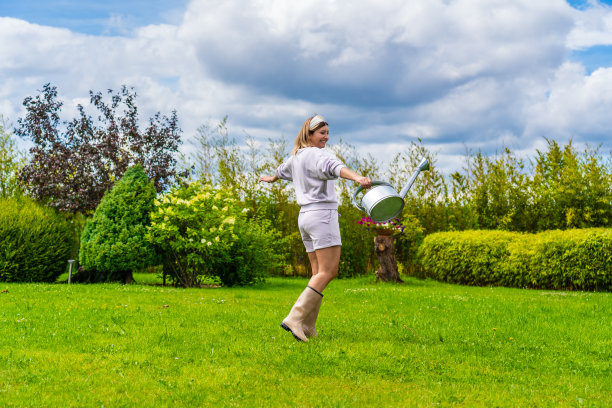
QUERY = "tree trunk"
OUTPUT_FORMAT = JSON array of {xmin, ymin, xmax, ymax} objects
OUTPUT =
[
  {"xmin": 123, "ymin": 270, "xmax": 134, "ymax": 284},
  {"xmin": 374, "ymin": 234, "xmax": 403, "ymax": 283}
]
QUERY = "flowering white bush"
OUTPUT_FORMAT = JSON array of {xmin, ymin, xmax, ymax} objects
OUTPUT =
[{"xmin": 146, "ymin": 181, "xmax": 285, "ymax": 287}]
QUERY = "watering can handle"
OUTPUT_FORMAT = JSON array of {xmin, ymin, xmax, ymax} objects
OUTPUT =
[{"xmin": 352, "ymin": 181, "xmax": 393, "ymax": 212}]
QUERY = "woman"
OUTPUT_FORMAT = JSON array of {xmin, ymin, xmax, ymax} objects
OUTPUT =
[{"xmin": 259, "ymin": 114, "xmax": 371, "ymax": 342}]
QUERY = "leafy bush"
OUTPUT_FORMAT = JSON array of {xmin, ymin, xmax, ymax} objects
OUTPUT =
[
  {"xmin": 393, "ymin": 214, "xmax": 425, "ymax": 274},
  {"xmin": 79, "ymin": 165, "xmax": 159, "ymax": 282},
  {"xmin": 417, "ymin": 230, "xmax": 517, "ymax": 286},
  {"xmin": 0, "ymin": 196, "xmax": 72, "ymax": 282},
  {"xmin": 337, "ymin": 204, "xmax": 376, "ymax": 278},
  {"xmin": 146, "ymin": 182, "xmax": 286, "ymax": 287},
  {"xmin": 418, "ymin": 229, "xmax": 612, "ymax": 290},
  {"xmin": 502, "ymin": 229, "xmax": 612, "ymax": 291}
]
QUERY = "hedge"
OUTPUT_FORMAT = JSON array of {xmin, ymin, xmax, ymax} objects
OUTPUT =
[
  {"xmin": 417, "ymin": 229, "xmax": 612, "ymax": 291},
  {"xmin": 0, "ymin": 196, "xmax": 72, "ymax": 282}
]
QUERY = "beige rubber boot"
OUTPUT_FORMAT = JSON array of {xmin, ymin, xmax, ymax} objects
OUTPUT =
[
  {"xmin": 281, "ymin": 286, "xmax": 323, "ymax": 342},
  {"xmin": 303, "ymin": 293, "xmax": 323, "ymax": 338}
]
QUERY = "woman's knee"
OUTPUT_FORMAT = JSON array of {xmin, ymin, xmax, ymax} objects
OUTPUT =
[{"xmin": 322, "ymin": 269, "xmax": 338, "ymax": 280}]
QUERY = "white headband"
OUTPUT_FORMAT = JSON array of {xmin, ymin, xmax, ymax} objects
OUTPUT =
[{"xmin": 309, "ymin": 115, "xmax": 327, "ymax": 130}]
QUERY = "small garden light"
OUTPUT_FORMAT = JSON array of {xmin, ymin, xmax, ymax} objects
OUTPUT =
[{"xmin": 68, "ymin": 260, "xmax": 75, "ymax": 284}]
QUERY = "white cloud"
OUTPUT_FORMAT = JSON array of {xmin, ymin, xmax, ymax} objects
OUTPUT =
[
  {"xmin": 2, "ymin": 0, "xmax": 612, "ymax": 177},
  {"xmin": 567, "ymin": 1, "xmax": 612, "ymax": 49},
  {"xmin": 525, "ymin": 62, "xmax": 612, "ymax": 142}
]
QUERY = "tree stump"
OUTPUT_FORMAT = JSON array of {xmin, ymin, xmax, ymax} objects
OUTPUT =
[{"xmin": 374, "ymin": 233, "xmax": 403, "ymax": 283}]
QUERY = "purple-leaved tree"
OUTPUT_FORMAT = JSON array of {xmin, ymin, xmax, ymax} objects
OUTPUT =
[{"xmin": 16, "ymin": 83, "xmax": 182, "ymax": 213}]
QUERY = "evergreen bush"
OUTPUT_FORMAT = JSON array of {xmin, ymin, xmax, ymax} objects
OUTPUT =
[
  {"xmin": 79, "ymin": 165, "xmax": 159, "ymax": 282},
  {"xmin": 0, "ymin": 196, "xmax": 72, "ymax": 282}
]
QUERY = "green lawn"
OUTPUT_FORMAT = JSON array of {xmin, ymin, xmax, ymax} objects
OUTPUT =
[{"xmin": 0, "ymin": 274, "xmax": 610, "ymax": 407}]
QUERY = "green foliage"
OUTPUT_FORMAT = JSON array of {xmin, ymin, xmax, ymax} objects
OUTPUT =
[
  {"xmin": 183, "ymin": 117, "xmax": 612, "ymax": 282},
  {"xmin": 16, "ymin": 84, "xmax": 182, "ymax": 214},
  {"xmin": 462, "ymin": 148, "xmax": 532, "ymax": 231},
  {"xmin": 393, "ymin": 214, "xmax": 425, "ymax": 273},
  {"xmin": 418, "ymin": 229, "xmax": 612, "ymax": 290},
  {"xmin": 0, "ymin": 116, "xmax": 25, "ymax": 198},
  {"xmin": 417, "ymin": 230, "xmax": 517, "ymax": 285},
  {"xmin": 147, "ymin": 181, "xmax": 286, "ymax": 287},
  {"xmin": 337, "ymin": 204, "xmax": 376, "ymax": 278},
  {"xmin": 386, "ymin": 139, "xmax": 447, "ymax": 234},
  {"xmin": 0, "ymin": 196, "xmax": 72, "ymax": 282},
  {"xmin": 79, "ymin": 165, "xmax": 159, "ymax": 281},
  {"xmin": 531, "ymin": 140, "xmax": 612, "ymax": 230},
  {"xmin": 503, "ymin": 229, "xmax": 612, "ymax": 291}
]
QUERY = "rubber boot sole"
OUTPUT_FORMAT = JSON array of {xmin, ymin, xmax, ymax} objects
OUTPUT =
[{"xmin": 281, "ymin": 323, "xmax": 306, "ymax": 342}]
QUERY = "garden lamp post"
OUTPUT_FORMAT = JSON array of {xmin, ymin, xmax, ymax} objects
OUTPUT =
[{"xmin": 68, "ymin": 260, "xmax": 75, "ymax": 284}]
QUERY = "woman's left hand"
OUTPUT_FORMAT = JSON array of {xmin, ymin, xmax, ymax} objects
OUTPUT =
[{"xmin": 258, "ymin": 175, "xmax": 278, "ymax": 183}]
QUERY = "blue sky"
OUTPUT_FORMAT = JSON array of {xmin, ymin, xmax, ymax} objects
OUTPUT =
[
  {"xmin": 567, "ymin": 0, "xmax": 612, "ymax": 8},
  {"xmin": 1, "ymin": 1, "xmax": 189, "ymax": 35},
  {"xmin": 567, "ymin": 0, "xmax": 612, "ymax": 73},
  {"xmin": 2, "ymin": 0, "xmax": 612, "ymax": 174}
]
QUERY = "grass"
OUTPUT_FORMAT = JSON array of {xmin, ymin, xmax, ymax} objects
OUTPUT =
[{"xmin": 0, "ymin": 274, "xmax": 610, "ymax": 407}]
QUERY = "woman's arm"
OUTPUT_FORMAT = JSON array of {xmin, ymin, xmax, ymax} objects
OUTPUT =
[
  {"xmin": 340, "ymin": 167, "xmax": 372, "ymax": 189},
  {"xmin": 258, "ymin": 174, "xmax": 279, "ymax": 183}
]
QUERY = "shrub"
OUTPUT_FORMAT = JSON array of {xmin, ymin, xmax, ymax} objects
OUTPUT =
[
  {"xmin": 0, "ymin": 196, "xmax": 72, "ymax": 282},
  {"xmin": 502, "ymin": 229, "xmax": 612, "ymax": 291},
  {"xmin": 338, "ymin": 204, "xmax": 376, "ymax": 278},
  {"xmin": 394, "ymin": 214, "xmax": 425, "ymax": 274},
  {"xmin": 146, "ymin": 182, "xmax": 286, "ymax": 287},
  {"xmin": 417, "ymin": 230, "xmax": 517, "ymax": 286},
  {"xmin": 418, "ymin": 229, "xmax": 612, "ymax": 290},
  {"xmin": 79, "ymin": 165, "xmax": 159, "ymax": 282}
]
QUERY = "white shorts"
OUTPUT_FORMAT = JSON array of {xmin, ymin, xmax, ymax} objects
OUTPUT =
[{"xmin": 298, "ymin": 209, "xmax": 342, "ymax": 253}]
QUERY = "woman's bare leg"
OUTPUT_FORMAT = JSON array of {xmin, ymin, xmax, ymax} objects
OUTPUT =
[
  {"xmin": 307, "ymin": 251, "xmax": 319, "ymax": 277},
  {"xmin": 307, "ymin": 246, "xmax": 341, "ymax": 293}
]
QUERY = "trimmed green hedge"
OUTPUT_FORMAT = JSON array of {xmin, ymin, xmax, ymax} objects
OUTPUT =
[
  {"xmin": 417, "ymin": 229, "xmax": 612, "ymax": 291},
  {"xmin": 0, "ymin": 196, "xmax": 72, "ymax": 282}
]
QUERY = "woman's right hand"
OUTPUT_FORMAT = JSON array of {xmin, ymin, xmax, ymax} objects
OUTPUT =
[{"xmin": 356, "ymin": 176, "xmax": 372, "ymax": 189}]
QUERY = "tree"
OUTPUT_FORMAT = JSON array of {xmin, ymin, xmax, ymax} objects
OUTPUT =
[
  {"xmin": 463, "ymin": 148, "xmax": 531, "ymax": 231},
  {"xmin": 0, "ymin": 116, "xmax": 25, "ymax": 198},
  {"xmin": 388, "ymin": 139, "xmax": 446, "ymax": 234},
  {"xmin": 16, "ymin": 83, "xmax": 182, "ymax": 213},
  {"xmin": 78, "ymin": 165, "xmax": 159, "ymax": 283}
]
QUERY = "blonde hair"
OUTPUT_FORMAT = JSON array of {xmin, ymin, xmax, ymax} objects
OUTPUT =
[{"xmin": 291, "ymin": 115, "xmax": 328, "ymax": 155}]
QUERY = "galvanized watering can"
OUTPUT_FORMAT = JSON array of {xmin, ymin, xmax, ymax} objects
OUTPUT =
[{"xmin": 352, "ymin": 158, "xmax": 430, "ymax": 223}]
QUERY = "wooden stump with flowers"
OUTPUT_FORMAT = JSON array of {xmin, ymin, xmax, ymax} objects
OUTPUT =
[{"xmin": 358, "ymin": 217, "xmax": 405, "ymax": 283}]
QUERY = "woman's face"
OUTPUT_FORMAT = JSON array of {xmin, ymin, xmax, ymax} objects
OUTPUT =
[{"xmin": 308, "ymin": 125, "xmax": 329, "ymax": 148}]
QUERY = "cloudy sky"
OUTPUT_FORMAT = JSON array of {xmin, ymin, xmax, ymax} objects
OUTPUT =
[{"xmin": 2, "ymin": 0, "xmax": 612, "ymax": 174}]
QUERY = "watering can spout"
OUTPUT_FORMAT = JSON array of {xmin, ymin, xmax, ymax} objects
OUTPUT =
[
  {"xmin": 399, "ymin": 158, "xmax": 429, "ymax": 198},
  {"xmin": 418, "ymin": 157, "xmax": 430, "ymax": 172}
]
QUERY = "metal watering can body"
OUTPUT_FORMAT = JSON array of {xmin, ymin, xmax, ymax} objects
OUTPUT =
[{"xmin": 352, "ymin": 158, "xmax": 430, "ymax": 223}]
